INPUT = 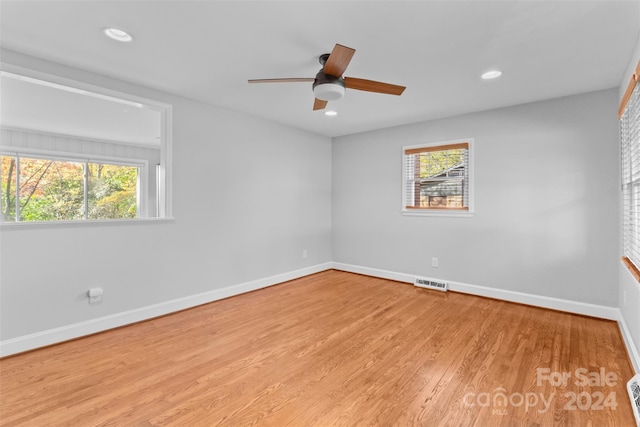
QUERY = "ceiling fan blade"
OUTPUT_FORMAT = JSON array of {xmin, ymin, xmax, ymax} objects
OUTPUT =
[
  {"xmin": 248, "ymin": 78, "xmax": 314, "ymax": 83},
  {"xmin": 313, "ymin": 98, "xmax": 328, "ymax": 110},
  {"xmin": 344, "ymin": 77, "xmax": 406, "ymax": 95},
  {"xmin": 323, "ymin": 44, "xmax": 356, "ymax": 77}
]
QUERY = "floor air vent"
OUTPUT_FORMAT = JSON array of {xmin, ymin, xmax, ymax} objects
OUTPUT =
[
  {"xmin": 629, "ymin": 374, "xmax": 640, "ymax": 426},
  {"xmin": 414, "ymin": 277, "xmax": 448, "ymax": 292}
]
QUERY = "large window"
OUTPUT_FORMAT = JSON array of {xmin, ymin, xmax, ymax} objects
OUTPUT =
[
  {"xmin": 0, "ymin": 66, "xmax": 172, "ymax": 225},
  {"xmin": 402, "ymin": 139, "xmax": 473, "ymax": 214},
  {"xmin": 1, "ymin": 153, "xmax": 145, "ymax": 222},
  {"xmin": 621, "ymin": 80, "xmax": 640, "ymax": 276}
]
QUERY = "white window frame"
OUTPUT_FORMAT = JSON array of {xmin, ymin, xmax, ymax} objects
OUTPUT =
[
  {"xmin": 0, "ymin": 63, "xmax": 173, "ymax": 228},
  {"xmin": 402, "ymin": 138, "xmax": 475, "ymax": 217},
  {"xmin": 1, "ymin": 147, "xmax": 148, "ymax": 222}
]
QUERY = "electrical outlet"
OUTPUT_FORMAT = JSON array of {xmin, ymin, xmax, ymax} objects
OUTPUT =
[
  {"xmin": 88, "ymin": 287, "xmax": 103, "ymax": 304},
  {"xmin": 302, "ymin": 249, "xmax": 308, "ymax": 259},
  {"xmin": 432, "ymin": 257, "xmax": 439, "ymax": 268}
]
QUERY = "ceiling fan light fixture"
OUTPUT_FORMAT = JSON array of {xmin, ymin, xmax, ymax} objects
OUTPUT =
[{"xmin": 313, "ymin": 83, "xmax": 345, "ymax": 101}]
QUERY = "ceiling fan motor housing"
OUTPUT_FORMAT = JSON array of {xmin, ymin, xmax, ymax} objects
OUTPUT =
[{"xmin": 313, "ymin": 71, "xmax": 345, "ymax": 101}]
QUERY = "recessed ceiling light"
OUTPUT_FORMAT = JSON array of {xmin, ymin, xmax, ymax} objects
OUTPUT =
[
  {"xmin": 103, "ymin": 27, "xmax": 133, "ymax": 42},
  {"xmin": 481, "ymin": 70, "xmax": 502, "ymax": 80},
  {"xmin": 324, "ymin": 110, "xmax": 338, "ymax": 116}
]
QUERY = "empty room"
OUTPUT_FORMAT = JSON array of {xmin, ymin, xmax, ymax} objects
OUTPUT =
[{"xmin": 1, "ymin": 1, "xmax": 640, "ymax": 426}]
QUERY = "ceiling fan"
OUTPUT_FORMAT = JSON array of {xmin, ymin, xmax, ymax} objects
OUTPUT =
[{"xmin": 248, "ymin": 43, "xmax": 406, "ymax": 111}]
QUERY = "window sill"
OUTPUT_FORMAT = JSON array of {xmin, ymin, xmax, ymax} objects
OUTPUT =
[
  {"xmin": 0, "ymin": 217, "xmax": 175, "ymax": 231},
  {"xmin": 401, "ymin": 210, "xmax": 475, "ymax": 218},
  {"xmin": 621, "ymin": 256, "xmax": 640, "ymax": 284}
]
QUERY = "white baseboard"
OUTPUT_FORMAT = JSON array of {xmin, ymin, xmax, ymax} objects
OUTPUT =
[
  {"xmin": 618, "ymin": 312, "xmax": 640, "ymax": 374},
  {"xmin": 0, "ymin": 262, "xmax": 332, "ymax": 358},
  {"xmin": 331, "ymin": 262, "xmax": 620, "ymax": 320}
]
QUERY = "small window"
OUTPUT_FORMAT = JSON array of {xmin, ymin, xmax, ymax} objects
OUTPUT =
[{"xmin": 402, "ymin": 139, "xmax": 473, "ymax": 215}]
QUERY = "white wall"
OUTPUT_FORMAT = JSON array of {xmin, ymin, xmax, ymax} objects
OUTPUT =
[
  {"xmin": 618, "ymin": 29, "xmax": 640, "ymax": 372},
  {"xmin": 0, "ymin": 50, "xmax": 333, "ymax": 342},
  {"xmin": 333, "ymin": 89, "xmax": 619, "ymax": 307}
]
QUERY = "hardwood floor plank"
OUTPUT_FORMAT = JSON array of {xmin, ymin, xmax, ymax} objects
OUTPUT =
[{"xmin": 0, "ymin": 270, "xmax": 635, "ymax": 426}]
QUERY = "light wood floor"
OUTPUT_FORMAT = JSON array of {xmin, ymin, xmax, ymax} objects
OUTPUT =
[{"xmin": 0, "ymin": 270, "xmax": 635, "ymax": 426}]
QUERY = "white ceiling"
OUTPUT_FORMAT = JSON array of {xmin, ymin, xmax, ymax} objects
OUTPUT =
[{"xmin": 1, "ymin": 0, "xmax": 639, "ymax": 138}]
